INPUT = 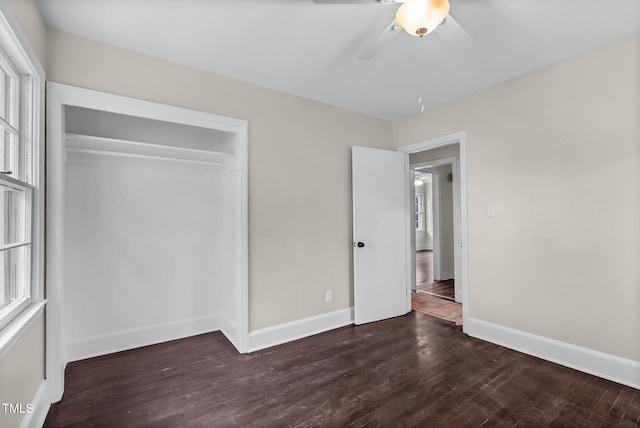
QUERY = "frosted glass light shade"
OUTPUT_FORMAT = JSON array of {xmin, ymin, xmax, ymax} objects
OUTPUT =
[{"xmin": 395, "ymin": 0, "xmax": 450, "ymax": 37}]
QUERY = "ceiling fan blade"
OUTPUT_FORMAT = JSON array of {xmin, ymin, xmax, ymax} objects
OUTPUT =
[
  {"xmin": 313, "ymin": 0, "xmax": 403, "ymax": 4},
  {"xmin": 358, "ymin": 20, "xmax": 402, "ymax": 60},
  {"xmin": 435, "ymin": 14, "xmax": 474, "ymax": 52},
  {"xmin": 312, "ymin": 0, "xmax": 375, "ymax": 4}
]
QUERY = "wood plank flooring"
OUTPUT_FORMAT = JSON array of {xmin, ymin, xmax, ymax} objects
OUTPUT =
[
  {"xmin": 417, "ymin": 279, "xmax": 455, "ymax": 301},
  {"xmin": 44, "ymin": 312, "xmax": 639, "ymax": 427},
  {"xmin": 416, "ymin": 250, "xmax": 455, "ymax": 301}
]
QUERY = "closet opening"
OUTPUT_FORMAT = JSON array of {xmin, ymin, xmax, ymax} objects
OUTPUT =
[{"xmin": 46, "ymin": 83, "xmax": 248, "ymax": 402}]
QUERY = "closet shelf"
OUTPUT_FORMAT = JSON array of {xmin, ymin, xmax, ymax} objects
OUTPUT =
[{"xmin": 65, "ymin": 133, "xmax": 234, "ymax": 166}]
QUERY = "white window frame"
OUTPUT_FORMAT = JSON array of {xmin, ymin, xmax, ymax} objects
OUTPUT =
[
  {"xmin": 415, "ymin": 192, "xmax": 425, "ymax": 231},
  {"xmin": 426, "ymin": 194, "xmax": 433, "ymax": 233},
  {"xmin": 0, "ymin": 176, "xmax": 33, "ymax": 330},
  {"xmin": 0, "ymin": 1, "xmax": 45, "ymax": 356}
]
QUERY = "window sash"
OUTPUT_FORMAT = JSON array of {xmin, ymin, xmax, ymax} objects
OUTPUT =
[
  {"xmin": 0, "ymin": 45, "xmax": 19, "ymax": 131},
  {"xmin": 0, "ymin": 180, "xmax": 30, "ymax": 246},
  {"xmin": 0, "ymin": 244, "xmax": 30, "ymax": 308},
  {"xmin": 0, "ymin": 169, "xmax": 32, "ymax": 328}
]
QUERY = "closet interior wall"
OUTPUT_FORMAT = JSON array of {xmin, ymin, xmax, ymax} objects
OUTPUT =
[{"xmin": 62, "ymin": 106, "xmax": 239, "ymax": 361}]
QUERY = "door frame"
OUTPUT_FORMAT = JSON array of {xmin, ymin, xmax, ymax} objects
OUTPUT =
[
  {"xmin": 45, "ymin": 83, "xmax": 249, "ymax": 403},
  {"xmin": 397, "ymin": 131, "xmax": 469, "ymax": 328}
]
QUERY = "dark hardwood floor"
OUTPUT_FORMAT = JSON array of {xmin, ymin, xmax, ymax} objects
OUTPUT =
[
  {"xmin": 416, "ymin": 250, "xmax": 455, "ymax": 301},
  {"xmin": 44, "ymin": 313, "xmax": 639, "ymax": 427},
  {"xmin": 417, "ymin": 279, "xmax": 455, "ymax": 301}
]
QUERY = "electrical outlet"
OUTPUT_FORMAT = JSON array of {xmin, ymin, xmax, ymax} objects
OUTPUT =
[
  {"xmin": 325, "ymin": 290, "xmax": 332, "ymax": 302},
  {"xmin": 487, "ymin": 204, "xmax": 496, "ymax": 217}
]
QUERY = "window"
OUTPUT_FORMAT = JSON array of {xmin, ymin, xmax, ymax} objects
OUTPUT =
[
  {"xmin": 415, "ymin": 193, "xmax": 424, "ymax": 231},
  {"xmin": 0, "ymin": 10, "xmax": 42, "ymax": 333}
]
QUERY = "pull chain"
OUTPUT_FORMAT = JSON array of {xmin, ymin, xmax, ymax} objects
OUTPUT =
[{"xmin": 418, "ymin": 37, "xmax": 426, "ymax": 113}]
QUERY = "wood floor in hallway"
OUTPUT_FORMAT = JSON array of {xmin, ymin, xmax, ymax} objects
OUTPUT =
[
  {"xmin": 416, "ymin": 249, "xmax": 455, "ymax": 301},
  {"xmin": 44, "ymin": 312, "xmax": 639, "ymax": 427}
]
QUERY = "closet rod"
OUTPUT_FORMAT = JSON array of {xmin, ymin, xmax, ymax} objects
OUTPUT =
[
  {"xmin": 66, "ymin": 147, "xmax": 229, "ymax": 167},
  {"xmin": 65, "ymin": 133, "xmax": 234, "ymax": 162}
]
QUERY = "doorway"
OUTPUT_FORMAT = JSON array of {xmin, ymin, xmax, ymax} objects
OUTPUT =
[
  {"xmin": 398, "ymin": 133, "xmax": 468, "ymax": 328},
  {"xmin": 413, "ymin": 161, "xmax": 456, "ymax": 302},
  {"xmin": 414, "ymin": 169, "xmax": 454, "ymax": 300}
]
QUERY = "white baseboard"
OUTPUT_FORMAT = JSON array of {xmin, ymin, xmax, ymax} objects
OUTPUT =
[
  {"xmin": 19, "ymin": 379, "xmax": 49, "ymax": 428},
  {"xmin": 65, "ymin": 314, "xmax": 224, "ymax": 362},
  {"xmin": 248, "ymin": 307, "xmax": 354, "ymax": 353},
  {"xmin": 465, "ymin": 317, "xmax": 640, "ymax": 390}
]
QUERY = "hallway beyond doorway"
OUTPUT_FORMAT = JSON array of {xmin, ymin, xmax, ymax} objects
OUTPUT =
[{"xmin": 416, "ymin": 250, "xmax": 455, "ymax": 301}]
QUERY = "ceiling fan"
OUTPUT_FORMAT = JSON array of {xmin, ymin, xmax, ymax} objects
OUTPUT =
[{"xmin": 313, "ymin": 0, "xmax": 474, "ymax": 60}]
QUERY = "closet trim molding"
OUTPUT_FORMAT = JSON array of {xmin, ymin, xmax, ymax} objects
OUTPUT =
[{"xmin": 45, "ymin": 82, "xmax": 249, "ymax": 405}]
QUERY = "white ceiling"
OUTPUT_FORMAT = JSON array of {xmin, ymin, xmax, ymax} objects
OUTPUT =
[{"xmin": 35, "ymin": 0, "xmax": 640, "ymax": 121}]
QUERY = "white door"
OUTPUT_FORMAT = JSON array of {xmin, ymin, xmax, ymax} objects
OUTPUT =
[{"xmin": 352, "ymin": 146, "xmax": 409, "ymax": 325}]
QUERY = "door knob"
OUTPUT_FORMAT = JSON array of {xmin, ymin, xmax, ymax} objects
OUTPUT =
[{"xmin": 357, "ymin": 242, "xmax": 365, "ymax": 248}]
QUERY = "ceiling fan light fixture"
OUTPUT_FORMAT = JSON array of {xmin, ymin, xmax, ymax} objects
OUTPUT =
[{"xmin": 395, "ymin": 0, "xmax": 450, "ymax": 37}]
